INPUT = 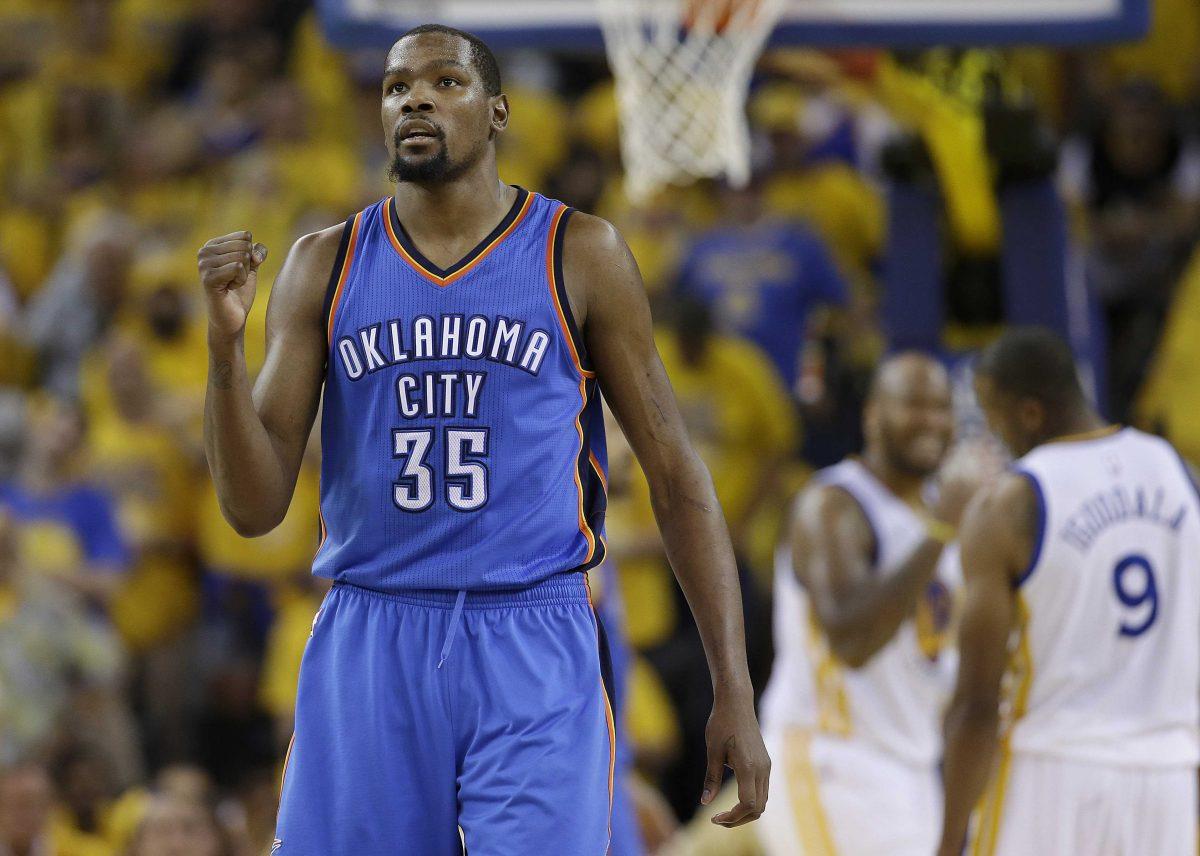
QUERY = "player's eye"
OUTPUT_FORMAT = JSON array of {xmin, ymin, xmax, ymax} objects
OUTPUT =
[
  {"xmin": 439, "ymin": 78, "xmax": 460, "ymax": 87},
  {"xmin": 388, "ymin": 82, "xmax": 407, "ymax": 95}
]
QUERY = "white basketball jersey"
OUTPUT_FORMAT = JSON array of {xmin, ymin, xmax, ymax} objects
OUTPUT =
[
  {"xmin": 760, "ymin": 459, "xmax": 959, "ymax": 768},
  {"xmin": 1006, "ymin": 427, "xmax": 1200, "ymax": 767}
]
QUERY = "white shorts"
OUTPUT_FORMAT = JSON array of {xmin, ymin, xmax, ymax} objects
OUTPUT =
[
  {"xmin": 756, "ymin": 725, "xmax": 940, "ymax": 856},
  {"xmin": 970, "ymin": 752, "xmax": 1197, "ymax": 856}
]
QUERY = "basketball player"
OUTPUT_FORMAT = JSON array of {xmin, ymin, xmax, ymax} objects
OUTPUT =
[
  {"xmin": 757, "ymin": 353, "xmax": 984, "ymax": 855},
  {"xmin": 197, "ymin": 24, "xmax": 769, "ymax": 855},
  {"xmin": 938, "ymin": 327, "xmax": 1200, "ymax": 856}
]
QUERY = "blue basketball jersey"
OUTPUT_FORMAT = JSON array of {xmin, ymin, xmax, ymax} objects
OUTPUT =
[{"xmin": 312, "ymin": 188, "xmax": 607, "ymax": 591}]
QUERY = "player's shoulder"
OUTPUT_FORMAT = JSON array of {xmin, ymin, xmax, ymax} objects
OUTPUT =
[
  {"xmin": 795, "ymin": 476, "xmax": 872, "ymax": 537},
  {"xmin": 290, "ymin": 220, "xmax": 351, "ymax": 268},
  {"xmin": 556, "ymin": 210, "xmax": 642, "ymax": 323},
  {"xmin": 960, "ymin": 469, "xmax": 1039, "ymax": 562},
  {"xmin": 560, "ymin": 210, "xmax": 631, "ymax": 264},
  {"xmin": 277, "ymin": 219, "xmax": 356, "ymax": 292},
  {"xmin": 264, "ymin": 220, "xmax": 353, "ymax": 322},
  {"xmin": 970, "ymin": 470, "xmax": 1037, "ymax": 521}
]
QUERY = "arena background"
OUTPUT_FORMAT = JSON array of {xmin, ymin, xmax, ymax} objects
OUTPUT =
[{"xmin": 1, "ymin": 0, "xmax": 1198, "ymax": 852}]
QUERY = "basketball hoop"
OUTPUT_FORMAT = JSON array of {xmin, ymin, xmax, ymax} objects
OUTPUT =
[{"xmin": 597, "ymin": 0, "xmax": 785, "ymax": 203}]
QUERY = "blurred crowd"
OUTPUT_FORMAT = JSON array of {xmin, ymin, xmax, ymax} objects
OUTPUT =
[{"xmin": 2, "ymin": 0, "xmax": 1200, "ymax": 853}]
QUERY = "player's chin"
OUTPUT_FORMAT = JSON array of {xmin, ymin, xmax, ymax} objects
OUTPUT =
[
  {"xmin": 903, "ymin": 450, "xmax": 944, "ymax": 477},
  {"xmin": 911, "ymin": 437, "xmax": 950, "ymax": 469},
  {"xmin": 395, "ymin": 145, "xmax": 443, "ymax": 162}
]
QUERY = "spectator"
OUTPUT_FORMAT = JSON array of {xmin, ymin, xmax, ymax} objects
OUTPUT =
[
  {"xmin": 0, "ymin": 761, "xmax": 109, "ymax": 856},
  {"xmin": 1060, "ymin": 79, "xmax": 1200, "ymax": 419},
  {"xmin": 52, "ymin": 747, "xmax": 118, "ymax": 854},
  {"xmin": 127, "ymin": 793, "xmax": 231, "ymax": 856},
  {"xmin": 655, "ymin": 298, "xmax": 796, "ymax": 563},
  {"xmin": 0, "ymin": 397, "xmax": 129, "ymax": 608},
  {"xmin": 195, "ymin": 658, "xmax": 276, "ymax": 794},
  {"xmin": 22, "ymin": 220, "xmax": 135, "ymax": 399},
  {"xmin": 675, "ymin": 176, "xmax": 848, "ymax": 398},
  {"xmin": 0, "ymin": 508, "xmax": 134, "ymax": 784}
]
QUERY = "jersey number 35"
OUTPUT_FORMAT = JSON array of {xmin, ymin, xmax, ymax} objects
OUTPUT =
[{"xmin": 392, "ymin": 428, "xmax": 489, "ymax": 513}]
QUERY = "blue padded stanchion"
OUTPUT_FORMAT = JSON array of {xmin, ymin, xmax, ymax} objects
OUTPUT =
[
  {"xmin": 882, "ymin": 182, "xmax": 945, "ymax": 352},
  {"xmin": 1000, "ymin": 179, "xmax": 1070, "ymax": 333}
]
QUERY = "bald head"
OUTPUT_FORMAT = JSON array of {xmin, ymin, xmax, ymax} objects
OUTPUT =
[
  {"xmin": 868, "ymin": 352, "xmax": 949, "ymax": 405},
  {"xmin": 864, "ymin": 352, "xmax": 953, "ymax": 477}
]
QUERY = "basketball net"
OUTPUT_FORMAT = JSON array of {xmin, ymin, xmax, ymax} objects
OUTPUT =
[{"xmin": 597, "ymin": 0, "xmax": 785, "ymax": 203}]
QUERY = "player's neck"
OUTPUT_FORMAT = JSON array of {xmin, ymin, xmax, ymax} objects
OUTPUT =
[
  {"xmin": 1039, "ymin": 409, "xmax": 1110, "ymax": 447},
  {"xmin": 392, "ymin": 169, "xmax": 515, "ymax": 244}
]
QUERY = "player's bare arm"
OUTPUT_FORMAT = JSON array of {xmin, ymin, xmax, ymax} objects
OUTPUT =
[
  {"xmin": 563, "ymin": 211, "xmax": 771, "ymax": 828},
  {"xmin": 199, "ymin": 225, "xmax": 342, "ymax": 536},
  {"xmin": 937, "ymin": 472, "xmax": 1035, "ymax": 856},
  {"xmin": 796, "ymin": 484, "xmax": 949, "ymax": 668}
]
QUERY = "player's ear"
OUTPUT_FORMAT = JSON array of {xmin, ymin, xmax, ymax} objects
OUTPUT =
[
  {"xmin": 1016, "ymin": 398, "xmax": 1044, "ymax": 436},
  {"xmin": 490, "ymin": 93, "xmax": 509, "ymax": 136}
]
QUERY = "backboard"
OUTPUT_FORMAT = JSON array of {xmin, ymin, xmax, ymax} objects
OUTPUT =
[{"xmin": 317, "ymin": 0, "xmax": 1150, "ymax": 50}]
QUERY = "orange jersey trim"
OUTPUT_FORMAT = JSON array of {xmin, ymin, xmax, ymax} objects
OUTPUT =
[
  {"xmin": 326, "ymin": 211, "xmax": 363, "ymax": 348},
  {"xmin": 279, "ymin": 731, "xmax": 296, "ymax": 799},
  {"xmin": 589, "ymin": 451, "xmax": 608, "ymax": 493},
  {"xmin": 571, "ymin": 378, "xmax": 597, "ymax": 565},
  {"xmin": 383, "ymin": 192, "xmax": 534, "ymax": 287},
  {"xmin": 545, "ymin": 204, "xmax": 595, "ymax": 379}
]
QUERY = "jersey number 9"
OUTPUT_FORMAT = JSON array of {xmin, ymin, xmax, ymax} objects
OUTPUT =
[{"xmin": 1112, "ymin": 554, "xmax": 1158, "ymax": 637}]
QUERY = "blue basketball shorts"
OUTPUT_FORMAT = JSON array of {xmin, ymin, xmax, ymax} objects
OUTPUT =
[{"xmin": 273, "ymin": 572, "xmax": 616, "ymax": 855}]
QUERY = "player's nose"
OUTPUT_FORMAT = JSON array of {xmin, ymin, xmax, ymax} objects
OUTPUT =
[
  {"xmin": 400, "ymin": 98, "xmax": 435, "ymax": 114},
  {"xmin": 400, "ymin": 85, "xmax": 436, "ymax": 114}
]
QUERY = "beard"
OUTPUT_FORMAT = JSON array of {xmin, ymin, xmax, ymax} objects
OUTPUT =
[
  {"xmin": 390, "ymin": 144, "xmax": 452, "ymax": 183},
  {"xmin": 388, "ymin": 130, "xmax": 480, "ymax": 184},
  {"xmin": 878, "ymin": 424, "xmax": 945, "ymax": 479}
]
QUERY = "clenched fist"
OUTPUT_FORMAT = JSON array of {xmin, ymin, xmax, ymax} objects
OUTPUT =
[{"xmin": 197, "ymin": 231, "xmax": 268, "ymax": 340}]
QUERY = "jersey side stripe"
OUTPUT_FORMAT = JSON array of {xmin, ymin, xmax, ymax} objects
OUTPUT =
[
  {"xmin": 550, "ymin": 206, "xmax": 594, "ymax": 375},
  {"xmin": 318, "ymin": 210, "xmax": 363, "ymax": 555},
  {"xmin": 326, "ymin": 210, "xmax": 364, "ymax": 348},
  {"xmin": 589, "ymin": 451, "xmax": 608, "ymax": 491},
  {"xmin": 545, "ymin": 205, "xmax": 594, "ymax": 379},
  {"xmin": 971, "ymin": 595, "xmax": 1033, "ymax": 856},
  {"xmin": 575, "ymin": 380, "xmax": 607, "ymax": 570},
  {"xmin": 546, "ymin": 203, "xmax": 598, "ymax": 564},
  {"xmin": 785, "ymin": 730, "xmax": 839, "ymax": 855},
  {"xmin": 584, "ymin": 576, "xmax": 617, "ymax": 848},
  {"xmin": 321, "ymin": 215, "xmax": 357, "ymax": 340},
  {"xmin": 1012, "ymin": 469, "xmax": 1046, "ymax": 588}
]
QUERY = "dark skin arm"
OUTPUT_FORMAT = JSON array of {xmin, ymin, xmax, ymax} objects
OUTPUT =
[
  {"xmin": 564, "ymin": 213, "xmax": 771, "ymax": 828},
  {"xmin": 937, "ymin": 473, "xmax": 1033, "ymax": 856},
  {"xmin": 795, "ymin": 486, "xmax": 948, "ymax": 668},
  {"xmin": 199, "ymin": 226, "xmax": 341, "ymax": 536}
]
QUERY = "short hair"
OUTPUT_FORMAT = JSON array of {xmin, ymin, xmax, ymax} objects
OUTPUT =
[
  {"xmin": 976, "ymin": 327, "xmax": 1084, "ymax": 406},
  {"xmin": 397, "ymin": 24, "xmax": 501, "ymax": 97}
]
